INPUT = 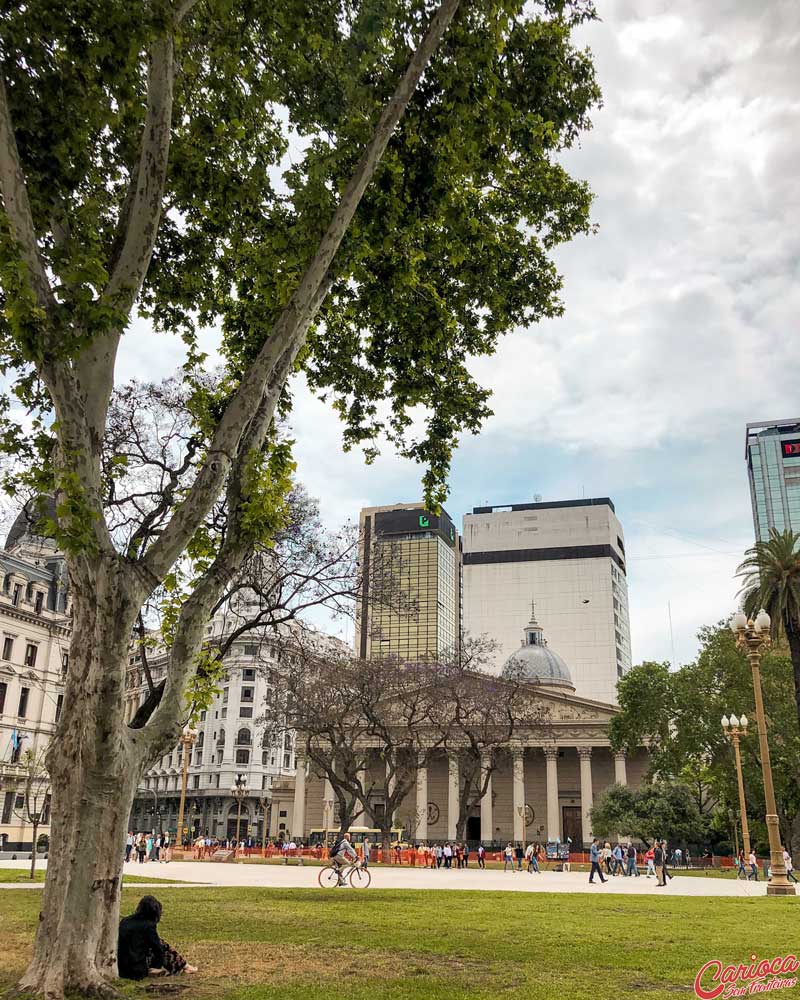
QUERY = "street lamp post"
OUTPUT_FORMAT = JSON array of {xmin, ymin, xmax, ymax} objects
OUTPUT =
[
  {"xmin": 175, "ymin": 725, "xmax": 198, "ymax": 851},
  {"xmin": 731, "ymin": 609, "xmax": 796, "ymax": 896},
  {"xmin": 258, "ymin": 796, "xmax": 271, "ymax": 855},
  {"xmin": 231, "ymin": 773, "xmax": 248, "ymax": 846},
  {"xmin": 516, "ymin": 806, "xmax": 527, "ymax": 858},
  {"xmin": 721, "ymin": 713, "xmax": 751, "ymax": 860}
]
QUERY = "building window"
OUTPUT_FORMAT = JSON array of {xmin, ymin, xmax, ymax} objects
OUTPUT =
[
  {"xmin": 284, "ymin": 733, "xmax": 292, "ymax": 750},
  {"xmin": 193, "ymin": 775, "xmax": 200, "ymax": 789},
  {"xmin": 61, "ymin": 651, "xmax": 69, "ymax": 674},
  {"xmin": 239, "ymin": 707, "xmax": 253, "ymax": 718},
  {"xmin": 244, "ymin": 644, "xmax": 258, "ymax": 657},
  {"xmin": 283, "ymin": 753, "xmax": 290, "ymax": 769},
  {"xmin": 222, "ymin": 688, "xmax": 229, "ymax": 704},
  {"xmin": 241, "ymin": 687, "xmax": 254, "ymax": 703},
  {"xmin": 194, "ymin": 752, "xmax": 202, "ymax": 766},
  {"xmin": 0, "ymin": 681, "xmax": 6, "ymax": 714},
  {"xmin": 215, "ymin": 773, "xmax": 220, "ymax": 788},
  {"xmin": 216, "ymin": 728, "xmax": 225, "ymax": 747},
  {"xmin": 235, "ymin": 749, "xmax": 250, "ymax": 765},
  {"xmin": 243, "ymin": 668, "xmax": 256, "ymax": 681},
  {"xmin": 262, "ymin": 751, "xmax": 269, "ymax": 765},
  {"xmin": 2, "ymin": 636, "xmax": 13, "ymax": 660},
  {"xmin": 55, "ymin": 694, "xmax": 64, "ymax": 723},
  {"xmin": 221, "ymin": 708, "xmax": 227, "ymax": 719},
  {"xmin": 24, "ymin": 644, "xmax": 38, "ymax": 668},
  {"xmin": 18, "ymin": 686, "xmax": 29, "ymax": 718},
  {"xmin": 12, "ymin": 584, "xmax": 21, "ymax": 607},
  {"xmin": 34, "ymin": 591, "xmax": 44, "ymax": 614},
  {"xmin": 236, "ymin": 728, "xmax": 251, "ymax": 746}
]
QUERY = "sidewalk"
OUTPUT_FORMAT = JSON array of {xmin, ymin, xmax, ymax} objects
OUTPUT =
[{"xmin": 0, "ymin": 859, "xmax": 774, "ymax": 897}]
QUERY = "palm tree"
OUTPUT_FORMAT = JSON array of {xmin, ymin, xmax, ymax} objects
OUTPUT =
[{"xmin": 737, "ymin": 528, "xmax": 800, "ymax": 729}]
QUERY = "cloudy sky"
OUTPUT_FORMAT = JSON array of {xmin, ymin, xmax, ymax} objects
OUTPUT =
[{"xmin": 119, "ymin": 0, "xmax": 800, "ymax": 666}]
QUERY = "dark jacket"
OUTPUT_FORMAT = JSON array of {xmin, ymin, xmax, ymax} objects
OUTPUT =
[
  {"xmin": 654, "ymin": 846, "xmax": 664, "ymax": 866},
  {"xmin": 118, "ymin": 914, "xmax": 163, "ymax": 980}
]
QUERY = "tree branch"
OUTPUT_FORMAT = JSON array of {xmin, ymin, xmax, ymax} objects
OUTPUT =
[
  {"xmin": 142, "ymin": 0, "xmax": 462, "ymax": 583},
  {"xmin": 0, "ymin": 72, "xmax": 56, "ymax": 318}
]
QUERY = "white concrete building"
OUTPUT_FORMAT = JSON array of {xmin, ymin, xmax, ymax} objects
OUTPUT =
[
  {"xmin": 0, "ymin": 501, "xmax": 70, "ymax": 852},
  {"xmin": 129, "ymin": 613, "xmax": 350, "ymax": 844},
  {"xmin": 462, "ymin": 499, "xmax": 632, "ymax": 703}
]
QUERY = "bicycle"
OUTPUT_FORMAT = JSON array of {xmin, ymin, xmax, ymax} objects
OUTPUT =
[{"xmin": 318, "ymin": 858, "xmax": 371, "ymax": 889}]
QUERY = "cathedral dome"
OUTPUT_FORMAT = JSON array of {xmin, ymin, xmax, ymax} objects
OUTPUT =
[
  {"xmin": 501, "ymin": 603, "xmax": 574, "ymax": 691},
  {"xmin": 5, "ymin": 496, "xmax": 57, "ymax": 551}
]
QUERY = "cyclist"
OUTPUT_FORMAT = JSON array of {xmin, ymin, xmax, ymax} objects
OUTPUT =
[{"xmin": 329, "ymin": 832, "xmax": 358, "ymax": 886}]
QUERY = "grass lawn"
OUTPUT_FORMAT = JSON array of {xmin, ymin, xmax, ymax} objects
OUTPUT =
[
  {"xmin": 1, "ymin": 886, "xmax": 797, "ymax": 1000},
  {"xmin": 0, "ymin": 868, "xmax": 185, "ymax": 885}
]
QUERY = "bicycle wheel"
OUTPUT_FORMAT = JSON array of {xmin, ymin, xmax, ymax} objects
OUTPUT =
[
  {"xmin": 318, "ymin": 865, "xmax": 340, "ymax": 888},
  {"xmin": 349, "ymin": 865, "xmax": 371, "ymax": 889}
]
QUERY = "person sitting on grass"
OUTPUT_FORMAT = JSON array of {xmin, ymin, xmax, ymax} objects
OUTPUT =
[{"xmin": 118, "ymin": 895, "xmax": 198, "ymax": 979}]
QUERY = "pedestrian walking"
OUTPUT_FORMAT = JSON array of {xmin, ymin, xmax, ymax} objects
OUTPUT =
[
  {"xmin": 783, "ymin": 848, "xmax": 798, "ymax": 883},
  {"xmin": 654, "ymin": 840, "xmax": 666, "ymax": 886},
  {"xmin": 644, "ymin": 845, "xmax": 655, "ymax": 877},
  {"xmin": 626, "ymin": 842, "xmax": 639, "ymax": 877},
  {"xmin": 136, "ymin": 833, "xmax": 147, "ymax": 864},
  {"xmin": 503, "ymin": 843, "xmax": 515, "ymax": 872},
  {"xmin": 589, "ymin": 838, "xmax": 607, "ymax": 884},
  {"xmin": 363, "ymin": 838, "xmax": 371, "ymax": 869},
  {"xmin": 736, "ymin": 850, "xmax": 747, "ymax": 878},
  {"xmin": 125, "ymin": 831, "xmax": 134, "ymax": 863},
  {"xmin": 748, "ymin": 849, "xmax": 759, "ymax": 881},
  {"xmin": 477, "ymin": 844, "xmax": 486, "ymax": 869},
  {"xmin": 463, "ymin": 844, "xmax": 470, "ymax": 868},
  {"xmin": 612, "ymin": 842, "xmax": 625, "ymax": 875},
  {"xmin": 515, "ymin": 843, "xmax": 524, "ymax": 871},
  {"xmin": 601, "ymin": 841, "xmax": 613, "ymax": 876}
]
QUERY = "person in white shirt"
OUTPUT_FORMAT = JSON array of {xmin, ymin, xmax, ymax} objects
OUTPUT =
[
  {"xmin": 748, "ymin": 850, "xmax": 759, "ymax": 881},
  {"xmin": 783, "ymin": 848, "xmax": 798, "ymax": 883}
]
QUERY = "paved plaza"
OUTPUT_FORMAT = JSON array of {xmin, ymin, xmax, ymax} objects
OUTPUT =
[{"xmin": 0, "ymin": 858, "xmax": 778, "ymax": 897}]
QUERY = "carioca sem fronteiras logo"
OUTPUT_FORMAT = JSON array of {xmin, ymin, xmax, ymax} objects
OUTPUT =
[{"xmin": 694, "ymin": 954, "xmax": 800, "ymax": 998}]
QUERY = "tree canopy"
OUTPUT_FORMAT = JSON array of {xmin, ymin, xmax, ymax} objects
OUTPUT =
[{"xmin": 609, "ymin": 624, "xmax": 800, "ymax": 853}]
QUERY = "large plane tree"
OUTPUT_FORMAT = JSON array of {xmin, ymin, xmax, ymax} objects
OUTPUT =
[{"xmin": 0, "ymin": 1, "xmax": 600, "ymax": 995}]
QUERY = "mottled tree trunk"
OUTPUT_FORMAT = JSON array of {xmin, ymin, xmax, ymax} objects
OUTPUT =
[{"xmin": 17, "ymin": 562, "xmax": 147, "ymax": 1000}]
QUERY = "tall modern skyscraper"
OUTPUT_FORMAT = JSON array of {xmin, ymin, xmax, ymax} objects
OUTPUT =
[
  {"xmin": 745, "ymin": 419, "xmax": 800, "ymax": 541},
  {"xmin": 356, "ymin": 503, "xmax": 461, "ymax": 660},
  {"xmin": 461, "ymin": 498, "xmax": 631, "ymax": 703}
]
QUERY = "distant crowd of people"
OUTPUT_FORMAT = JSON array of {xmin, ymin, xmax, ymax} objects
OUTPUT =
[{"xmin": 125, "ymin": 831, "xmax": 172, "ymax": 864}]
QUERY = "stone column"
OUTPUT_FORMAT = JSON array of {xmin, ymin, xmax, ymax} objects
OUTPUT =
[
  {"xmin": 292, "ymin": 752, "xmax": 306, "ymax": 839},
  {"xmin": 480, "ymin": 753, "xmax": 493, "ymax": 844},
  {"xmin": 512, "ymin": 746, "xmax": 525, "ymax": 844},
  {"xmin": 447, "ymin": 754, "xmax": 459, "ymax": 840},
  {"xmin": 614, "ymin": 751, "xmax": 627, "ymax": 786},
  {"xmin": 544, "ymin": 747, "xmax": 560, "ymax": 842},
  {"xmin": 322, "ymin": 773, "xmax": 334, "ymax": 836},
  {"xmin": 415, "ymin": 758, "xmax": 428, "ymax": 843},
  {"xmin": 353, "ymin": 761, "xmax": 368, "ymax": 827},
  {"xmin": 578, "ymin": 747, "xmax": 593, "ymax": 848},
  {"xmin": 386, "ymin": 757, "xmax": 396, "ymax": 828}
]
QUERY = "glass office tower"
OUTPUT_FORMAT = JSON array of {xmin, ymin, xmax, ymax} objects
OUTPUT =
[
  {"xmin": 356, "ymin": 503, "xmax": 461, "ymax": 660},
  {"xmin": 746, "ymin": 419, "xmax": 800, "ymax": 541}
]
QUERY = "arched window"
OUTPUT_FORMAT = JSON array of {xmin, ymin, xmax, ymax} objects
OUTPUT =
[
  {"xmin": 235, "ymin": 749, "xmax": 250, "ymax": 765},
  {"xmin": 216, "ymin": 728, "xmax": 225, "ymax": 746},
  {"xmin": 236, "ymin": 728, "xmax": 251, "ymax": 746},
  {"xmin": 196, "ymin": 731, "xmax": 204, "ymax": 748},
  {"xmin": 261, "ymin": 729, "xmax": 270, "ymax": 748}
]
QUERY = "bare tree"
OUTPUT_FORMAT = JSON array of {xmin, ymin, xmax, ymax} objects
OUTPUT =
[
  {"xmin": 431, "ymin": 647, "xmax": 553, "ymax": 842},
  {"xmin": 270, "ymin": 638, "xmax": 551, "ymax": 851},
  {"xmin": 12, "ymin": 749, "xmax": 51, "ymax": 880}
]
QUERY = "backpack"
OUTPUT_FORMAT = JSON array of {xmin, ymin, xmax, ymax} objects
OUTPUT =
[{"xmin": 330, "ymin": 839, "xmax": 343, "ymax": 858}]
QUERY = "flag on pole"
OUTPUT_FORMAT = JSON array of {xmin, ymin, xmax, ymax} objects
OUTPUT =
[{"xmin": 11, "ymin": 728, "xmax": 19, "ymax": 751}]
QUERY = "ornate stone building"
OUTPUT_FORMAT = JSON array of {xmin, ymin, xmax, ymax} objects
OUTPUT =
[
  {"xmin": 0, "ymin": 501, "xmax": 70, "ymax": 852},
  {"xmin": 276, "ymin": 608, "xmax": 646, "ymax": 848},
  {"xmin": 127, "ymin": 614, "xmax": 350, "ymax": 843}
]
